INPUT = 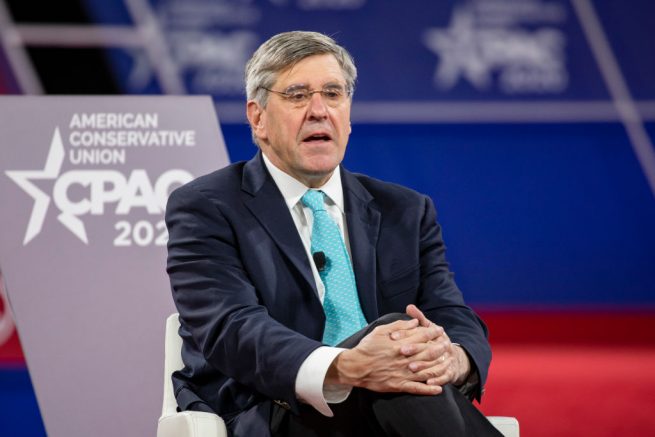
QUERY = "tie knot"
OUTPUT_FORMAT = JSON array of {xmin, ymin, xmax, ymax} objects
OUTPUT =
[{"xmin": 301, "ymin": 190, "xmax": 326, "ymax": 213}]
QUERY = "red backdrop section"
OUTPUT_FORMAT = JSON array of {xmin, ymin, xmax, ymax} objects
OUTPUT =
[
  {"xmin": 0, "ymin": 331, "xmax": 23, "ymax": 365},
  {"xmin": 0, "ymin": 288, "xmax": 24, "ymax": 365},
  {"xmin": 478, "ymin": 311, "xmax": 655, "ymax": 437},
  {"xmin": 0, "ymin": 265, "xmax": 23, "ymax": 364}
]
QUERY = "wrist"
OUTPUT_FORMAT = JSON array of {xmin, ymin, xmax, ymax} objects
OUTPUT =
[
  {"xmin": 453, "ymin": 345, "xmax": 471, "ymax": 385},
  {"xmin": 325, "ymin": 349, "xmax": 362, "ymax": 387}
]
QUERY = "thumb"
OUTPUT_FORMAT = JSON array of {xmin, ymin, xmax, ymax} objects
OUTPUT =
[{"xmin": 406, "ymin": 304, "xmax": 431, "ymax": 327}]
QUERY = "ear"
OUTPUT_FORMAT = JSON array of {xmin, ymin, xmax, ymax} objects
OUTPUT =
[{"xmin": 247, "ymin": 101, "xmax": 267, "ymax": 141}]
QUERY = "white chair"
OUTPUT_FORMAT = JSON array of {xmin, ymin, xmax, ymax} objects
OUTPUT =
[
  {"xmin": 157, "ymin": 314, "xmax": 227, "ymax": 437},
  {"xmin": 157, "ymin": 313, "xmax": 519, "ymax": 437}
]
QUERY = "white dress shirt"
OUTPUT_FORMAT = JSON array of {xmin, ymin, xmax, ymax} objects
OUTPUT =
[{"xmin": 262, "ymin": 153, "xmax": 353, "ymax": 417}]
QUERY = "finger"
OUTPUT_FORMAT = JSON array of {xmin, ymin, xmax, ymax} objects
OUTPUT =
[
  {"xmin": 399, "ymin": 337, "xmax": 448, "ymax": 359},
  {"xmin": 373, "ymin": 318, "xmax": 419, "ymax": 337},
  {"xmin": 406, "ymin": 304, "xmax": 431, "ymax": 327},
  {"xmin": 398, "ymin": 381, "xmax": 443, "ymax": 396},
  {"xmin": 390, "ymin": 326, "xmax": 421, "ymax": 340},
  {"xmin": 408, "ymin": 351, "xmax": 451, "ymax": 373},
  {"xmin": 398, "ymin": 324, "xmax": 444, "ymax": 348},
  {"xmin": 422, "ymin": 327, "xmax": 451, "ymax": 347},
  {"xmin": 405, "ymin": 343, "xmax": 449, "ymax": 366},
  {"xmin": 438, "ymin": 330, "xmax": 451, "ymax": 343},
  {"xmin": 419, "ymin": 360, "xmax": 458, "ymax": 386},
  {"xmin": 392, "ymin": 326, "xmax": 448, "ymax": 345},
  {"xmin": 427, "ymin": 371, "xmax": 457, "ymax": 386}
]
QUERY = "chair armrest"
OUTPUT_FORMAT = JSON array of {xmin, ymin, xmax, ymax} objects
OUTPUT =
[
  {"xmin": 157, "ymin": 411, "xmax": 227, "ymax": 437},
  {"xmin": 487, "ymin": 416, "xmax": 520, "ymax": 437}
]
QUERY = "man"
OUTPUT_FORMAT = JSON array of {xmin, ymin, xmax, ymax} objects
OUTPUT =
[{"xmin": 166, "ymin": 31, "xmax": 501, "ymax": 436}]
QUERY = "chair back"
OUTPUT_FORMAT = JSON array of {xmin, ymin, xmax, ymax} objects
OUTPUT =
[{"xmin": 161, "ymin": 313, "xmax": 184, "ymax": 417}]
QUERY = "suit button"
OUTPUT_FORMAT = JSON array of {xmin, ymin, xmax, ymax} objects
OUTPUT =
[{"xmin": 274, "ymin": 399, "xmax": 291, "ymax": 410}]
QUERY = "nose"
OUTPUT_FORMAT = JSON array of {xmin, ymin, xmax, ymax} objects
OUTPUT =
[{"xmin": 306, "ymin": 91, "xmax": 328, "ymax": 120}]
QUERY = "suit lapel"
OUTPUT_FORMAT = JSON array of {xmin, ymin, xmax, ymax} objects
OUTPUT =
[
  {"xmin": 242, "ymin": 153, "xmax": 319, "ymax": 300},
  {"xmin": 241, "ymin": 154, "xmax": 381, "ymax": 322},
  {"xmin": 341, "ymin": 169, "xmax": 381, "ymax": 322}
]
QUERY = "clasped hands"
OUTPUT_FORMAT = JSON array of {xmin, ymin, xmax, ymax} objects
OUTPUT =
[{"xmin": 327, "ymin": 305, "xmax": 470, "ymax": 396}]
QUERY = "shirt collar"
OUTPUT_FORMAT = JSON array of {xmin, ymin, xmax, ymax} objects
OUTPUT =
[{"xmin": 262, "ymin": 152, "xmax": 344, "ymax": 213}]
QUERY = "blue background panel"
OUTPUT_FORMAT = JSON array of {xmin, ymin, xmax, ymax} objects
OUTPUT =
[
  {"xmin": 0, "ymin": 369, "xmax": 46, "ymax": 437},
  {"xmin": 594, "ymin": 0, "xmax": 655, "ymax": 99},
  {"xmin": 222, "ymin": 122, "xmax": 655, "ymax": 307}
]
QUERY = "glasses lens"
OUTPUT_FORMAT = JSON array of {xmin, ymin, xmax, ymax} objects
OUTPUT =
[
  {"xmin": 279, "ymin": 85, "xmax": 349, "ymax": 107},
  {"xmin": 287, "ymin": 89, "xmax": 310, "ymax": 103},
  {"xmin": 321, "ymin": 87, "xmax": 344, "ymax": 105}
]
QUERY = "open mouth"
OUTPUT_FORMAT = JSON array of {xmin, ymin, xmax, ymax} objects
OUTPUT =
[{"xmin": 302, "ymin": 133, "xmax": 332, "ymax": 143}]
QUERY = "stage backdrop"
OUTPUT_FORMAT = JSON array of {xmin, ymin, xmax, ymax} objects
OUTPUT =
[
  {"xmin": 80, "ymin": 0, "xmax": 655, "ymax": 307},
  {"xmin": 0, "ymin": 96, "xmax": 229, "ymax": 437}
]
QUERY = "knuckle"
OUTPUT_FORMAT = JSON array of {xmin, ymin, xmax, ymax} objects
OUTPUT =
[
  {"xmin": 402, "ymin": 344, "xmax": 414, "ymax": 354},
  {"xmin": 424, "ymin": 368, "xmax": 439, "ymax": 379},
  {"xmin": 409, "ymin": 384, "xmax": 422, "ymax": 394},
  {"xmin": 423, "ymin": 329, "xmax": 434, "ymax": 342}
]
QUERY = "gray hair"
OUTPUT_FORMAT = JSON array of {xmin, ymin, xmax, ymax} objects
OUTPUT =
[{"xmin": 245, "ymin": 31, "xmax": 357, "ymax": 108}]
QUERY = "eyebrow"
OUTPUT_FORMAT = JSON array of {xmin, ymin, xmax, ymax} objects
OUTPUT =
[{"xmin": 283, "ymin": 82, "xmax": 345, "ymax": 92}]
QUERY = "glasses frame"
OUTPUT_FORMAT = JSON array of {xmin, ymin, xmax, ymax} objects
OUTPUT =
[{"xmin": 259, "ymin": 85, "xmax": 352, "ymax": 107}]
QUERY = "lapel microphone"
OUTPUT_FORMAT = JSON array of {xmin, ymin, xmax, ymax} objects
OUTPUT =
[{"xmin": 312, "ymin": 251, "xmax": 327, "ymax": 272}]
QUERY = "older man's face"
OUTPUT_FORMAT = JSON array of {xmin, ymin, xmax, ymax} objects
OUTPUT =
[{"xmin": 248, "ymin": 54, "xmax": 352, "ymax": 188}]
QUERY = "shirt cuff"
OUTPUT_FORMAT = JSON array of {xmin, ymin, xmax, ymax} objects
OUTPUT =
[{"xmin": 295, "ymin": 346, "xmax": 352, "ymax": 417}]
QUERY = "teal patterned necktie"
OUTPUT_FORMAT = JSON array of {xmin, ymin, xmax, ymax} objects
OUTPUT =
[{"xmin": 301, "ymin": 190, "xmax": 367, "ymax": 345}]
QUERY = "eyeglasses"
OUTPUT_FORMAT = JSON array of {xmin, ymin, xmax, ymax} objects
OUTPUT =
[{"xmin": 260, "ymin": 85, "xmax": 351, "ymax": 107}]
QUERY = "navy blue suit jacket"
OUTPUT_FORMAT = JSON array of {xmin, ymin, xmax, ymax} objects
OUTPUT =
[{"xmin": 165, "ymin": 152, "xmax": 490, "ymax": 436}]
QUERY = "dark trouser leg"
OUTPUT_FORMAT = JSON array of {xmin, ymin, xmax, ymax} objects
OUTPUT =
[
  {"xmin": 367, "ymin": 385, "xmax": 502, "ymax": 437},
  {"xmin": 273, "ymin": 313, "xmax": 502, "ymax": 437}
]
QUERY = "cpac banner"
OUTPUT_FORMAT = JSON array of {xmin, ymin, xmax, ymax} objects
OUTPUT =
[
  {"xmin": 0, "ymin": 96, "xmax": 229, "ymax": 436},
  {"xmin": 85, "ymin": 0, "xmax": 655, "ymax": 123}
]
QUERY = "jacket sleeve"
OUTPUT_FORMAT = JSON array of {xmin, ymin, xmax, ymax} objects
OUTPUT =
[
  {"xmin": 416, "ymin": 195, "xmax": 491, "ymax": 401},
  {"xmin": 165, "ymin": 182, "xmax": 322, "ymax": 413}
]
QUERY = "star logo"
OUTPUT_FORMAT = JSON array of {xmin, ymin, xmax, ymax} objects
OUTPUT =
[
  {"xmin": 5, "ymin": 128, "xmax": 88, "ymax": 245},
  {"xmin": 423, "ymin": 4, "xmax": 568, "ymax": 94},
  {"xmin": 423, "ymin": 6, "xmax": 493, "ymax": 91}
]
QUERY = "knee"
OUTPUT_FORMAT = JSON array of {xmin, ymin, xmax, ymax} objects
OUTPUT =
[{"xmin": 373, "ymin": 312, "xmax": 411, "ymax": 326}]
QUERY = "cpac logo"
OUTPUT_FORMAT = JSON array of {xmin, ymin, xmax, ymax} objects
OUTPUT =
[
  {"xmin": 5, "ymin": 128, "xmax": 193, "ymax": 245},
  {"xmin": 169, "ymin": 30, "xmax": 258, "ymax": 94},
  {"xmin": 423, "ymin": 4, "xmax": 567, "ymax": 94}
]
